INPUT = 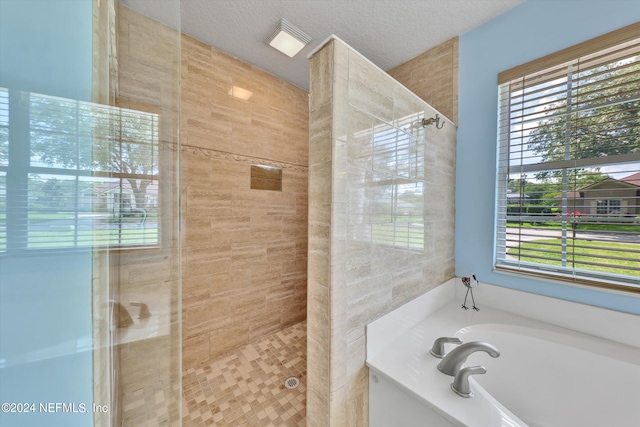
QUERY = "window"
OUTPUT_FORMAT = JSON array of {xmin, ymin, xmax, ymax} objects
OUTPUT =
[
  {"xmin": 1, "ymin": 88, "xmax": 160, "ymax": 253},
  {"xmin": 495, "ymin": 23, "xmax": 640, "ymax": 291},
  {"xmin": 597, "ymin": 199, "xmax": 622, "ymax": 215}
]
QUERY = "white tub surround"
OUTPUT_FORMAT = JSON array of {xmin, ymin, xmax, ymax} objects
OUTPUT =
[{"xmin": 366, "ymin": 278, "xmax": 640, "ymax": 427}]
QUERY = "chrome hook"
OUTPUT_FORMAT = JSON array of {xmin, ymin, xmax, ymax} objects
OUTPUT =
[{"xmin": 420, "ymin": 114, "xmax": 445, "ymax": 129}]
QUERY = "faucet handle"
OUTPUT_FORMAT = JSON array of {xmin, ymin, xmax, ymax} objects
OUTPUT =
[
  {"xmin": 430, "ymin": 337, "xmax": 463, "ymax": 358},
  {"xmin": 451, "ymin": 365, "xmax": 486, "ymax": 398}
]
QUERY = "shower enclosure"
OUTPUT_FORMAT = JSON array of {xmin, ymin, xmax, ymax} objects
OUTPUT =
[{"xmin": 0, "ymin": 1, "xmax": 181, "ymax": 426}]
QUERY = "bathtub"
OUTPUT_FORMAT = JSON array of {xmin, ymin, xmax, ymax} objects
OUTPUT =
[{"xmin": 366, "ymin": 279, "xmax": 640, "ymax": 427}]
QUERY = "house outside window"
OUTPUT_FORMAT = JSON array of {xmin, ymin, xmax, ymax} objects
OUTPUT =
[{"xmin": 495, "ymin": 24, "xmax": 640, "ymax": 291}]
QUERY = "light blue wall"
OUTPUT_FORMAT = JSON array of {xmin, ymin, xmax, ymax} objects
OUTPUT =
[
  {"xmin": 0, "ymin": 0, "xmax": 93, "ymax": 100},
  {"xmin": 457, "ymin": 0, "xmax": 640, "ymax": 314},
  {"xmin": 0, "ymin": 1, "xmax": 94, "ymax": 426}
]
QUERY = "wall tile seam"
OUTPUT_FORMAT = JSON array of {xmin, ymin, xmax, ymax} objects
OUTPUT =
[{"xmin": 181, "ymin": 144, "xmax": 309, "ymax": 170}]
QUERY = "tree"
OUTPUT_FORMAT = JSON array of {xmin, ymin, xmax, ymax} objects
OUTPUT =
[
  {"xmin": 527, "ymin": 61, "xmax": 640, "ymax": 167},
  {"xmin": 521, "ymin": 59, "xmax": 640, "ymax": 209},
  {"xmin": 29, "ymin": 96, "xmax": 157, "ymax": 210}
]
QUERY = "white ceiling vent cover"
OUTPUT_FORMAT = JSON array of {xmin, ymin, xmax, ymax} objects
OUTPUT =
[{"xmin": 265, "ymin": 18, "xmax": 312, "ymax": 58}]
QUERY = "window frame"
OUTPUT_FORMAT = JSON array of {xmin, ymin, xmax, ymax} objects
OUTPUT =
[{"xmin": 495, "ymin": 22, "xmax": 640, "ymax": 294}]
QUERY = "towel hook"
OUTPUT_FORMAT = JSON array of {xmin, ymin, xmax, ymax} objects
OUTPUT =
[{"xmin": 421, "ymin": 114, "xmax": 445, "ymax": 129}]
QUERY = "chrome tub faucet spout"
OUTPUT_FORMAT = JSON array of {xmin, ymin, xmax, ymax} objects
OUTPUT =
[{"xmin": 437, "ymin": 341, "xmax": 500, "ymax": 376}]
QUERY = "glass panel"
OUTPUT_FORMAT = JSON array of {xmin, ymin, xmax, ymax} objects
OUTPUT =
[
  {"xmin": 110, "ymin": 1, "xmax": 182, "ymax": 426},
  {"xmin": 0, "ymin": 1, "xmax": 181, "ymax": 427}
]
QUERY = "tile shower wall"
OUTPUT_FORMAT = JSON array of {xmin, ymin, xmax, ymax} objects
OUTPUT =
[
  {"xmin": 388, "ymin": 37, "xmax": 459, "ymax": 124},
  {"xmin": 308, "ymin": 39, "xmax": 456, "ymax": 426},
  {"xmin": 181, "ymin": 34, "xmax": 308, "ymax": 370}
]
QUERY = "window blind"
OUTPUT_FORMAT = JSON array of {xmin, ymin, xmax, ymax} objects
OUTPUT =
[
  {"xmin": 496, "ymin": 35, "xmax": 640, "ymax": 291},
  {"xmin": 1, "ymin": 88, "xmax": 160, "ymax": 253}
]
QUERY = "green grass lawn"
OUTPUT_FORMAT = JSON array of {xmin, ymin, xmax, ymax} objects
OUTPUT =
[{"xmin": 508, "ymin": 238, "xmax": 640, "ymax": 276}]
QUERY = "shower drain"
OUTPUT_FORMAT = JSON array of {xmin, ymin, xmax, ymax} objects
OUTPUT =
[{"xmin": 284, "ymin": 376, "xmax": 300, "ymax": 389}]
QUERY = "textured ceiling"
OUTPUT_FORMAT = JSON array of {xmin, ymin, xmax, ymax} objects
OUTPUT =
[{"xmin": 122, "ymin": 0, "xmax": 525, "ymax": 90}]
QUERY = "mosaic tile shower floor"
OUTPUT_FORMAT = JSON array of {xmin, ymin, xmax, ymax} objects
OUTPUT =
[{"xmin": 182, "ymin": 321, "xmax": 307, "ymax": 426}]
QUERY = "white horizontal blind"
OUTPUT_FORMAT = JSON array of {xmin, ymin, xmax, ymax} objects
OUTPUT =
[
  {"xmin": 1, "ymin": 88, "xmax": 160, "ymax": 252},
  {"xmin": 496, "ymin": 37, "xmax": 640, "ymax": 289}
]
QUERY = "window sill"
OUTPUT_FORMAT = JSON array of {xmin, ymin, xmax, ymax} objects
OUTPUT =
[{"xmin": 494, "ymin": 265, "xmax": 640, "ymax": 295}]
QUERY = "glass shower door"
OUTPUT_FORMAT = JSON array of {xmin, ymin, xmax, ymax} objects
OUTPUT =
[{"xmin": 0, "ymin": 1, "xmax": 181, "ymax": 426}]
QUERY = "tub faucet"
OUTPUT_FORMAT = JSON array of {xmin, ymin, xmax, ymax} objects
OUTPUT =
[{"xmin": 437, "ymin": 341, "xmax": 500, "ymax": 376}]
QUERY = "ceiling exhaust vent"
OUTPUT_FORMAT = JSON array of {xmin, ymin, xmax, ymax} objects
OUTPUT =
[{"xmin": 266, "ymin": 18, "xmax": 311, "ymax": 58}]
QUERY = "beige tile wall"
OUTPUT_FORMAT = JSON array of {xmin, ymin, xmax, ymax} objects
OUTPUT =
[
  {"xmin": 308, "ymin": 38, "xmax": 456, "ymax": 427},
  {"xmin": 388, "ymin": 37, "xmax": 459, "ymax": 125},
  {"xmin": 181, "ymin": 34, "xmax": 309, "ymax": 370}
]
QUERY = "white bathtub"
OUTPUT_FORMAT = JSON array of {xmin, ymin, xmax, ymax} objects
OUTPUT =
[
  {"xmin": 456, "ymin": 323, "xmax": 640, "ymax": 427},
  {"xmin": 366, "ymin": 279, "xmax": 640, "ymax": 427}
]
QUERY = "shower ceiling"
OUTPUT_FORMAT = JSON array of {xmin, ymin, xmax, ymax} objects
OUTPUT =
[{"xmin": 121, "ymin": 0, "xmax": 524, "ymax": 90}]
